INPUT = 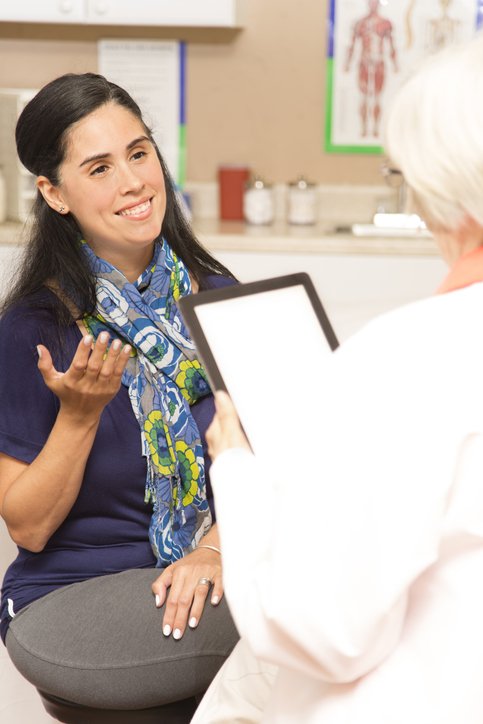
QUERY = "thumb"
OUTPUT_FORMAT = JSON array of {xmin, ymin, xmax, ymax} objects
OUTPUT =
[
  {"xmin": 214, "ymin": 390, "xmax": 237, "ymax": 420},
  {"xmin": 213, "ymin": 390, "xmax": 250, "ymax": 451},
  {"xmin": 36, "ymin": 345, "xmax": 61, "ymax": 385}
]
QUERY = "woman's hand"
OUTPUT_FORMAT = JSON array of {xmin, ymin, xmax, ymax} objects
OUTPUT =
[
  {"xmin": 37, "ymin": 333, "xmax": 131, "ymax": 424},
  {"xmin": 152, "ymin": 545, "xmax": 223, "ymax": 639},
  {"xmin": 206, "ymin": 391, "xmax": 250, "ymax": 461}
]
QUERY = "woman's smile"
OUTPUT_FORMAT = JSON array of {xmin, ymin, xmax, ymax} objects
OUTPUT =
[{"xmin": 116, "ymin": 197, "xmax": 153, "ymax": 219}]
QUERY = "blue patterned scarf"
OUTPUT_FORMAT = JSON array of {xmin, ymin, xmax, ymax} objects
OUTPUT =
[{"xmin": 82, "ymin": 239, "xmax": 212, "ymax": 566}]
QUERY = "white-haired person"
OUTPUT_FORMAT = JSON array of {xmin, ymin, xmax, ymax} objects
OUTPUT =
[{"xmin": 191, "ymin": 34, "xmax": 483, "ymax": 724}]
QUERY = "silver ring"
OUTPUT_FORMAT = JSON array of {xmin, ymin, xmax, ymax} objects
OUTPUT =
[{"xmin": 197, "ymin": 577, "xmax": 212, "ymax": 587}]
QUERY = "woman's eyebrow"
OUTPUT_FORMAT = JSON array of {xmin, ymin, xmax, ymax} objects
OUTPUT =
[
  {"xmin": 126, "ymin": 135, "xmax": 150, "ymax": 150},
  {"xmin": 79, "ymin": 136, "xmax": 151, "ymax": 168}
]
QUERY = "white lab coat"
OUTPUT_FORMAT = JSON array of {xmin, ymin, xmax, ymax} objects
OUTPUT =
[{"xmin": 195, "ymin": 282, "xmax": 483, "ymax": 723}]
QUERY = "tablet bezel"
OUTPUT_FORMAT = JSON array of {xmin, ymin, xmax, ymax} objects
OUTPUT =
[{"xmin": 178, "ymin": 272, "xmax": 340, "ymax": 393}]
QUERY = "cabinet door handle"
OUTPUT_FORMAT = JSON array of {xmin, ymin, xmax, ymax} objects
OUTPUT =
[
  {"xmin": 94, "ymin": 0, "xmax": 109, "ymax": 15},
  {"xmin": 59, "ymin": 0, "xmax": 74, "ymax": 13}
]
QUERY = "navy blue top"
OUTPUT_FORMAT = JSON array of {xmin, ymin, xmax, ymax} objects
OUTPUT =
[{"xmin": 0, "ymin": 274, "xmax": 234, "ymax": 644}]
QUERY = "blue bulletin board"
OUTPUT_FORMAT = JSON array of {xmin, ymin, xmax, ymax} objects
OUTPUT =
[{"xmin": 325, "ymin": 0, "xmax": 483, "ymax": 154}]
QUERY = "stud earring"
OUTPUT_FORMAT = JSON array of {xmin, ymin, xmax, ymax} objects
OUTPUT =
[{"xmin": 59, "ymin": 205, "xmax": 65, "ymax": 213}]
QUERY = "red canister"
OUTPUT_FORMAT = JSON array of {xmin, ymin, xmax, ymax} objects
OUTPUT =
[{"xmin": 218, "ymin": 165, "xmax": 250, "ymax": 220}]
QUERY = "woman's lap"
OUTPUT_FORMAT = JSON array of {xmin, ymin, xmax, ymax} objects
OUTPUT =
[{"xmin": 6, "ymin": 568, "xmax": 239, "ymax": 709}]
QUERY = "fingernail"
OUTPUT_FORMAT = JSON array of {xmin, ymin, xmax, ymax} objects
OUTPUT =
[
  {"xmin": 155, "ymin": 594, "xmax": 160, "ymax": 608},
  {"xmin": 99, "ymin": 332, "xmax": 109, "ymax": 343},
  {"xmin": 189, "ymin": 617, "xmax": 197, "ymax": 628},
  {"xmin": 36, "ymin": 346, "xmax": 42, "ymax": 359},
  {"xmin": 173, "ymin": 628, "xmax": 182, "ymax": 640},
  {"xmin": 112, "ymin": 339, "xmax": 121, "ymax": 350},
  {"xmin": 163, "ymin": 624, "xmax": 171, "ymax": 636},
  {"xmin": 123, "ymin": 344, "xmax": 131, "ymax": 354},
  {"xmin": 83, "ymin": 334, "xmax": 93, "ymax": 346},
  {"xmin": 212, "ymin": 595, "xmax": 220, "ymax": 605}
]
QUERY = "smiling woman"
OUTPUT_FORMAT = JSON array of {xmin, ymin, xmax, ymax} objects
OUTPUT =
[
  {"xmin": 37, "ymin": 107, "xmax": 168, "ymax": 275},
  {"xmin": 0, "ymin": 73, "xmax": 238, "ymax": 721}
]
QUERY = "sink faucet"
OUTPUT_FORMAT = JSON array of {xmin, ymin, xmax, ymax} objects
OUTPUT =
[{"xmin": 381, "ymin": 162, "xmax": 407, "ymax": 213}]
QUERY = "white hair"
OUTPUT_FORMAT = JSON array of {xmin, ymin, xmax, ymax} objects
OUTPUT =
[{"xmin": 384, "ymin": 33, "xmax": 483, "ymax": 231}]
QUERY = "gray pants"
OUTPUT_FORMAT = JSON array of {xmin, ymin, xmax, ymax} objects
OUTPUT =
[{"xmin": 6, "ymin": 568, "xmax": 239, "ymax": 710}]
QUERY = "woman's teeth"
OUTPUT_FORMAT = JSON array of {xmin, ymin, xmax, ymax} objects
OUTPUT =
[{"xmin": 118, "ymin": 200, "xmax": 150, "ymax": 216}]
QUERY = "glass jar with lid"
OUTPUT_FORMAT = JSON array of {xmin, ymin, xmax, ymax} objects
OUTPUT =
[
  {"xmin": 287, "ymin": 176, "xmax": 317, "ymax": 225},
  {"xmin": 243, "ymin": 176, "xmax": 274, "ymax": 225}
]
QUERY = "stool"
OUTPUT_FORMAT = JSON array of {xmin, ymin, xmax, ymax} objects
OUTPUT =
[{"xmin": 37, "ymin": 689, "xmax": 199, "ymax": 724}]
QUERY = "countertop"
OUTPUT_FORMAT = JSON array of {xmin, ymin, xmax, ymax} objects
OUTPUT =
[
  {"xmin": 0, "ymin": 219, "xmax": 439, "ymax": 257},
  {"xmin": 194, "ymin": 220, "xmax": 438, "ymax": 256}
]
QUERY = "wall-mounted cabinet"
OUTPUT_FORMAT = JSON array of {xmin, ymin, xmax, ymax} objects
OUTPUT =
[
  {"xmin": 0, "ymin": 0, "xmax": 241, "ymax": 27},
  {"xmin": 0, "ymin": 0, "xmax": 84, "ymax": 24}
]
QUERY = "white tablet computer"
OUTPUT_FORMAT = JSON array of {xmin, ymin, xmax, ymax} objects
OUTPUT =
[{"xmin": 179, "ymin": 273, "xmax": 339, "ymax": 461}]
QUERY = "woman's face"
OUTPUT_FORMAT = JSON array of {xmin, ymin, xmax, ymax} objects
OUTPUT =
[{"xmin": 55, "ymin": 102, "xmax": 166, "ymax": 264}]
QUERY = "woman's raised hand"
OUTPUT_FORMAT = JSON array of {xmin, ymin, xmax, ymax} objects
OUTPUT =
[{"xmin": 37, "ymin": 333, "xmax": 131, "ymax": 423}]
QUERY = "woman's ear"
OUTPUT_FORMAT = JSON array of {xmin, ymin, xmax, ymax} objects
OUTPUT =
[{"xmin": 36, "ymin": 176, "xmax": 69, "ymax": 215}]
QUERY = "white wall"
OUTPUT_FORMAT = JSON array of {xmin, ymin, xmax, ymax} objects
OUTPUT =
[{"xmin": 214, "ymin": 249, "xmax": 447, "ymax": 342}]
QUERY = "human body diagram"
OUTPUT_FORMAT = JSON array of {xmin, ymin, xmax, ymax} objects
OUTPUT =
[{"xmin": 345, "ymin": 0, "xmax": 398, "ymax": 139}]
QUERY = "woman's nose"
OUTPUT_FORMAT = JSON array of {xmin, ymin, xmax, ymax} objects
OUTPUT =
[{"xmin": 118, "ymin": 163, "xmax": 144, "ymax": 193}]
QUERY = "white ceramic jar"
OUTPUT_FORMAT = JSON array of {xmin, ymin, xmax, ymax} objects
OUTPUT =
[
  {"xmin": 288, "ymin": 176, "xmax": 317, "ymax": 225},
  {"xmin": 243, "ymin": 177, "xmax": 274, "ymax": 225}
]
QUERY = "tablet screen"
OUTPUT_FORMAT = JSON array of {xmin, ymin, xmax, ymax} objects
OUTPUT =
[{"xmin": 179, "ymin": 274, "xmax": 339, "ymax": 464}]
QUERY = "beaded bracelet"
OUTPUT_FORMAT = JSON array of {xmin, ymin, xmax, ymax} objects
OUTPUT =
[{"xmin": 197, "ymin": 544, "xmax": 222, "ymax": 555}]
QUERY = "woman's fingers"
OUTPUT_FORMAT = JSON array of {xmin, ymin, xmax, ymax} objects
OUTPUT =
[
  {"xmin": 210, "ymin": 574, "xmax": 224, "ymax": 607},
  {"xmin": 186, "ymin": 578, "xmax": 212, "ymax": 631},
  {"xmin": 206, "ymin": 390, "xmax": 250, "ymax": 459},
  {"xmin": 97, "ymin": 338, "xmax": 121, "ymax": 379},
  {"xmin": 206, "ymin": 414, "xmax": 220, "ymax": 460},
  {"xmin": 161, "ymin": 571, "xmax": 190, "ymax": 639},
  {"xmin": 69, "ymin": 333, "xmax": 131, "ymax": 385},
  {"xmin": 152, "ymin": 552, "xmax": 222, "ymax": 639},
  {"xmin": 69, "ymin": 335, "xmax": 95, "ymax": 380},
  {"xmin": 38, "ymin": 334, "xmax": 132, "ymax": 413},
  {"xmin": 96, "ymin": 338, "xmax": 130, "ymax": 380},
  {"xmin": 113, "ymin": 341, "xmax": 132, "ymax": 377},
  {"xmin": 188, "ymin": 572, "xmax": 223, "ymax": 630},
  {"xmin": 152, "ymin": 568, "xmax": 172, "ymax": 633},
  {"xmin": 214, "ymin": 390, "xmax": 239, "ymax": 420},
  {"xmin": 83, "ymin": 331, "xmax": 109, "ymax": 379}
]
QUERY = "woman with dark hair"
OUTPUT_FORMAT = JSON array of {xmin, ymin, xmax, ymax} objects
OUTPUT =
[{"xmin": 0, "ymin": 72, "xmax": 238, "ymax": 720}]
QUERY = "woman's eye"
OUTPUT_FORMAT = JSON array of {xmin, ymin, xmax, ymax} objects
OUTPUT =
[
  {"xmin": 131, "ymin": 150, "xmax": 147, "ymax": 161},
  {"xmin": 90, "ymin": 164, "xmax": 108, "ymax": 176}
]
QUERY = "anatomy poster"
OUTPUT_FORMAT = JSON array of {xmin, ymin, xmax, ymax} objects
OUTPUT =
[{"xmin": 326, "ymin": 0, "xmax": 483, "ymax": 153}]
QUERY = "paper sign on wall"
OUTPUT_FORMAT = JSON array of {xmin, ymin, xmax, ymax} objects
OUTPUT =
[{"xmin": 98, "ymin": 39, "xmax": 186, "ymax": 185}]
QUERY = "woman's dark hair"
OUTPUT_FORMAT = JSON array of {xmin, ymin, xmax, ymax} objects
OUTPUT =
[{"xmin": 2, "ymin": 72, "xmax": 235, "ymax": 327}]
